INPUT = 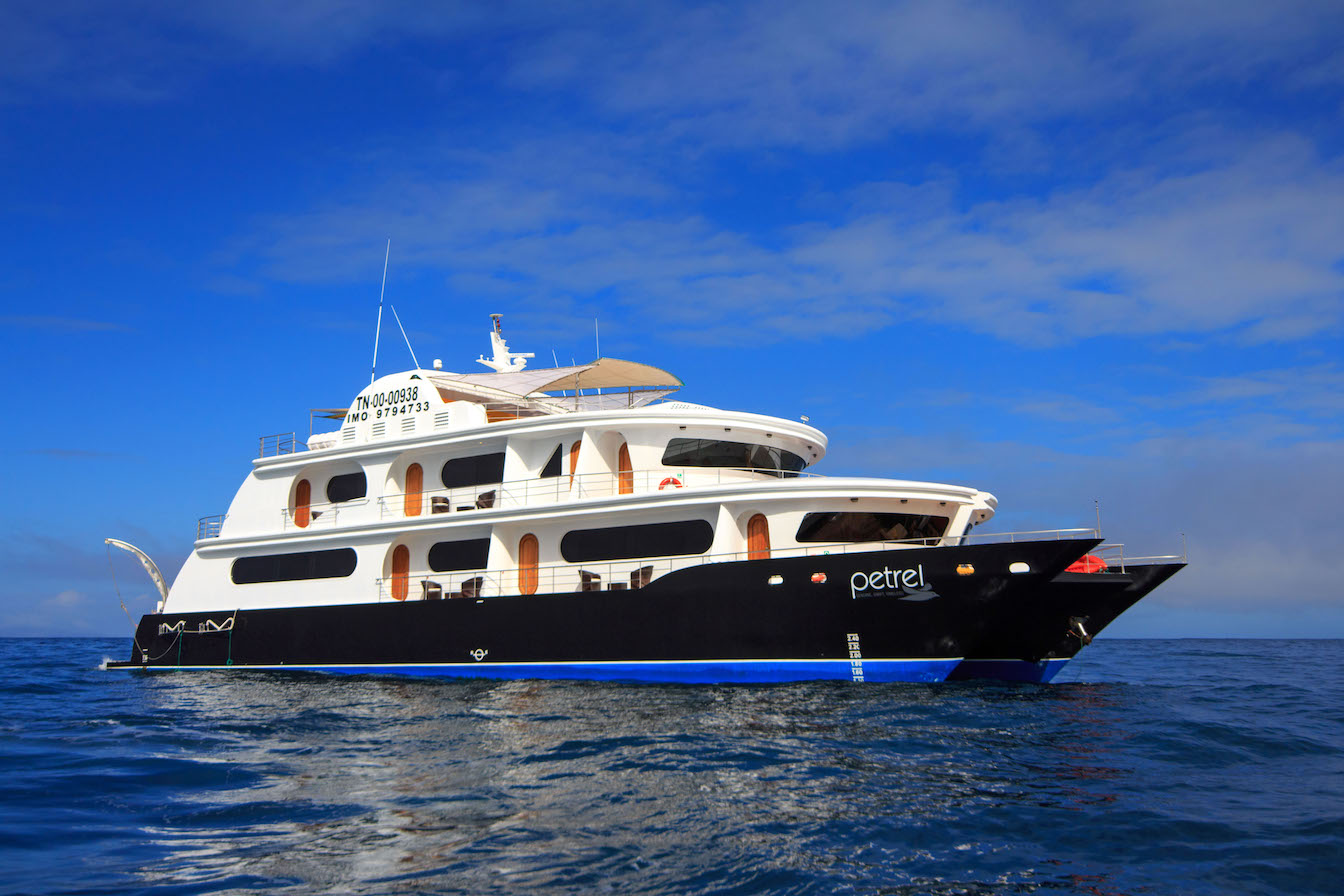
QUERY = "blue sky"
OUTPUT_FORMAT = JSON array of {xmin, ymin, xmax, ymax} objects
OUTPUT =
[{"xmin": 2, "ymin": 0, "xmax": 1341, "ymax": 638}]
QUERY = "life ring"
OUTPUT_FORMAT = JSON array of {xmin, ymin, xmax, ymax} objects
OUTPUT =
[{"xmin": 658, "ymin": 476, "xmax": 683, "ymax": 490}]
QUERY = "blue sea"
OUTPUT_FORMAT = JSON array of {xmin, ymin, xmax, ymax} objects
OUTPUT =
[{"xmin": 2, "ymin": 639, "xmax": 1341, "ymax": 895}]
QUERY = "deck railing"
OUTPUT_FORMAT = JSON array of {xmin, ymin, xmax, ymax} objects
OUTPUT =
[
  {"xmin": 376, "ymin": 466, "xmax": 823, "ymax": 520},
  {"xmin": 280, "ymin": 497, "xmax": 371, "ymax": 531},
  {"xmin": 259, "ymin": 432, "xmax": 301, "ymax": 458},
  {"xmin": 197, "ymin": 514, "xmax": 226, "ymax": 539},
  {"xmin": 371, "ymin": 529, "xmax": 1107, "ymax": 602},
  {"xmin": 960, "ymin": 527, "xmax": 1098, "ymax": 544},
  {"xmin": 1092, "ymin": 540, "xmax": 1187, "ymax": 572}
]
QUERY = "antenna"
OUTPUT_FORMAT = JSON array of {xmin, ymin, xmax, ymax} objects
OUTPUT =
[
  {"xmin": 594, "ymin": 318, "xmax": 602, "ymax": 396},
  {"xmin": 476, "ymin": 314, "xmax": 534, "ymax": 372},
  {"xmin": 371, "ymin": 239, "xmax": 390, "ymax": 384},
  {"xmin": 390, "ymin": 304, "xmax": 421, "ymax": 370},
  {"xmin": 1095, "ymin": 499, "xmax": 1102, "ymax": 537}
]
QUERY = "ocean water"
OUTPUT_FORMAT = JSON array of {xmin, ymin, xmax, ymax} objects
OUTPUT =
[{"xmin": 2, "ymin": 639, "xmax": 1341, "ymax": 896}]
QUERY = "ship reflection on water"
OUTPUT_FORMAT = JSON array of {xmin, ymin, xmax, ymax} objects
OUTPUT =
[{"xmin": 130, "ymin": 670, "xmax": 1141, "ymax": 895}]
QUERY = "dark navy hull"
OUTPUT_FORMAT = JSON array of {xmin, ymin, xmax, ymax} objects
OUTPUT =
[
  {"xmin": 109, "ymin": 539, "xmax": 1099, "ymax": 683},
  {"xmin": 949, "ymin": 561, "xmax": 1186, "ymax": 682}
]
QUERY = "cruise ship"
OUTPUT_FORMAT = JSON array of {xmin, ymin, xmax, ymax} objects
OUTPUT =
[{"xmin": 107, "ymin": 316, "xmax": 1183, "ymax": 683}]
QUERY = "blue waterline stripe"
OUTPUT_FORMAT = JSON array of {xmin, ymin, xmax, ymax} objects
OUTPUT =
[
  {"xmin": 949, "ymin": 658, "xmax": 1070, "ymax": 683},
  {"xmin": 132, "ymin": 658, "xmax": 963, "ymax": 683}
]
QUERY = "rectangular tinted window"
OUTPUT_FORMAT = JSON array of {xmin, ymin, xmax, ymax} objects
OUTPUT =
[
  {"xmin": 428, "ymin": 538, "xmax": 492, "ymax": 572},
  {"xmin": 562, "ymin": 520, "xmax": 714, "ymax": 563},
  {"xmin": 326, "ymin": 472, "xmax": 367, "ymax": 503},
  {"xmin": 441, "ymin": 453, "xmax": 506, "ymax": 489},
  {"xmin": 662, "ymin": 438, "xmax": 806, "ymax": 477},
  {"xmin": 796, "ymin": 512, "xmax": 948, "ymax": 544},
  {"xmin": 231, "ymin": 548, "xmax": 358, "ymax": 584}
]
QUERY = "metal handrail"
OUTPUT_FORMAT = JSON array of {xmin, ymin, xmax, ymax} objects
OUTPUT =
[
  {"xmin": 1091, "ymin": 541, "xmax": 1187, "ymax": 572},
  {"xmin": 197, "ymin": 514, "xmax": 226, "ymax": 539},
  {"xmin": 961, "ymin": 527, "xmax": 1098, "ymax": 545},
  {"xmin": 376, "ymin": 466, "xmax": 825, "ymax": 519},
  {"xmin": 259, "ymin": 432, "xmax": 301, "ymax": 458},
  {"xmin": 281, "ymin": 497, "xmax": 371, "ymax": 531},
  {"xmin": 371, "ymin": 528, "xmax": 1105, "ymax": 602}
]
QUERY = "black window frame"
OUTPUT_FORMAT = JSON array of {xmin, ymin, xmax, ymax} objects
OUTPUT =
[
  {"xmin": 661, "ymin": 438, "xmax": 806, "ymax": 478},
  {"xmin": 428, "ymin": 538, "xmax": 492, "ymax": 572},
  {"xmin": 540, "ymin": 444, "xmax": 563, "ymax": 478},
  {"xmin": 440, "ymin": 452, "xmax": 506, "ymax": 490},
  {"xmin": 325, "ymin": 471, "xmax": 367, "ymax": 503},
  {"xmin": 561, "ymin": 519, "xmax": 715, "ymax": 563},
  {"xmin": 795, "ymin": 511, "xmax": 950, "ymax": 544},
  {"xmin": 231, "ymin": 548, "xmax": 358, "ymax": 584}
]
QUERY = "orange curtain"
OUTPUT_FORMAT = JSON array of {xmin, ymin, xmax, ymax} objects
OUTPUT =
[
  {"xmin": 294, "ymin": 479, "xmax": 311, "ymax": 528},
  {"xmin": 568, "ymin": 440, "xmax": 581, "ymax": 487},
  {"xmin": 404, "ymin": 463, "xmax": 423, "ymax": 517},
  {"xmin": 618, "ymin": 443, "xmax": 634, "ymax": 495},
  {"xmin": 391, "ymin": 545, "xmax": 410, "ymax": 601},
  {"xmin": 748, "ymin": 514, "xmax": 771, "ymax": 560},
  {"xmin": 518, "ymin": 534, "xmax": 539, "ymax": 595}
]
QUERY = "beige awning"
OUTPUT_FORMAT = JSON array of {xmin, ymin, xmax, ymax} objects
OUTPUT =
[
  {"xmin": 430, "ymin": 358, "xmax": 681, "ymax": 398},
  {"xmin": 533, "ymin": 358, "xmax": 682, "ymax": 393}
]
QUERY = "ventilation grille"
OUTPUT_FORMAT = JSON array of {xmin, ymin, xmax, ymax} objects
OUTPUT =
[
  {"xmin": 435, "ymin": 411, "xmax": 452, "ymax": 429},
  {"xmin": 371, "ymin": 421, "xmax": 386, "ymax": 438},
  {"xmin": 401, "ymin": 417, "xmax": 416, "ymax": 434},
  {"xmin": 342, "ymin": 427, "xmax": 355, "ymax": 443}
]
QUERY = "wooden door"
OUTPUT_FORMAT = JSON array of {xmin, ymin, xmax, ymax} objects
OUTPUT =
[
  {"xmin": 618, "ymin": 442, "xmax": 634, "ymax": 495},
  {"xmin": 295, "ymin": 479, "xmax": 311, "ymax": 528},
  {"xmin": 518, "ymin": 534, "xmax": 539, "ymax": 595},
  {"xmin": 747, "ymin": 513, "xmax": 771, "ymax": 560},
  {"xmin": 391, "ymin": 544, "xmax": 410, "ymax": 601},
  {"xmin": 569, "ymin": 440, "xmax": 581, "ymax": 487},
  {"xmin": 404, "ymin": 463, "xmax": 423, "ymax": 517}
]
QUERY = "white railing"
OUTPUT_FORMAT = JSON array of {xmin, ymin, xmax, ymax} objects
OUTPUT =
[
  {"xmin": 961, "ymin": 527, "xmax": 1099, "ymax": 545},
  {"xmin": 1091, "ymin": 541, "xmax": 1187, "ymax": 573},
  {"xmin": 259, "ymin": 432, "xmax": 302, "ymax": 458},
  {"xmin": 197, "ymin": 514, "xmax": 226, "ymax": 539},
  {"xmin": 377, "ymin": 466, "xmax": 820, "ymax": 520},
  {"xmin": 370, "ymin": 528, "xmax": 1108, "ymax": 602},
  {"xmin": 376, "ymin": 556, "xmax": 673, "ymax": 602},
  {"xmin": 281, "ymin": 498, "xmax": 371, "ymax": 531}
]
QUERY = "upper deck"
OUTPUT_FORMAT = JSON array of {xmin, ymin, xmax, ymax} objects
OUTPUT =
[{"xmin": 193, "ymin": 317, "xmax": 985, "ymax": 555}]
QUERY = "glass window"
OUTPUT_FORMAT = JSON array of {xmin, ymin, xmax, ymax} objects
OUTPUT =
[
  {"xmin": 661, "ymin": 438, "xmax": 806, "ymax": 477},
  {"xmin": 326, "ymin": 472, "xmax": 367, "ymax": 503},
  {"xmin": 428, "ymin": 538, "xmax": 492, "ymax": 572},
  {"xmin": 795, "ymin": 512, "xmax": 949, "ymax": 544},
  {"xmin": 561, "ymin": 520, "xmax": 714, "ymax": 563},
  {"xmin": 540, "ymin": 444, "xmax": 563, "ymax": 478},
  {"xmin": 441, "ymin": 453, "xmax": 506, "ymax": 489},
  {"xmin": 231, "ymin": 548, "xmax": 358, "ymax": 584}
]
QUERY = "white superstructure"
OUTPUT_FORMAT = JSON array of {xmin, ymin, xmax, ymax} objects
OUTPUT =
[{"xmin": 166, "ymin": 319, "xmax": 997, "ymax": 614}]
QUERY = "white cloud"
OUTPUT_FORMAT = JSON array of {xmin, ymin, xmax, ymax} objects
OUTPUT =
[
  {"xmin": 785, "ymin": 136, "xmax": 1344, "ymax": 344},
  {"xmin": 235, "ymin": 131, "xmax": 1344, "ymax": 348},
  {"xmin": 8, "ymin": 1, "xmax": 1341, "ymax": 152}
]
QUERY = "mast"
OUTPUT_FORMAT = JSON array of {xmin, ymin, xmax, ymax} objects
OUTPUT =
[{"xmin": 371, "ymin": 239, "xmax": 390, "ymax": 383}]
